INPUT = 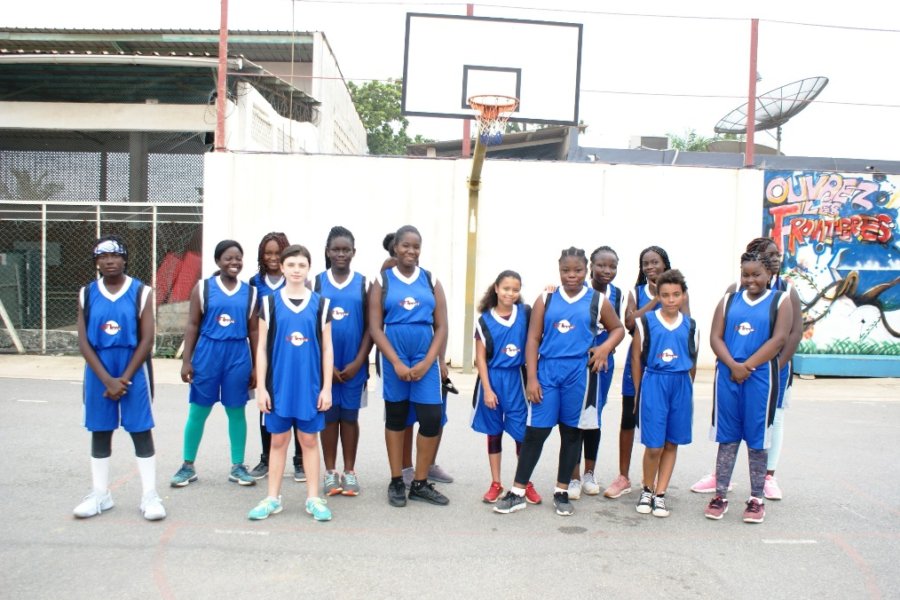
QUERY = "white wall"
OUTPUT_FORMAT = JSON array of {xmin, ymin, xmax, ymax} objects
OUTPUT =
[
  {"xmin": 204, "ymin": 153, "xmax": 765, "ymax": 368},
  {"xmin": 0, "ymin": 101, "xmax": 214, "ymax": 131}
]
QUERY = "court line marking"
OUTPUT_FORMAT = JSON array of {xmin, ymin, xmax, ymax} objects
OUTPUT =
[
  {"xmin": 762, "ymin": 539, "xmax": 819, "ymax": 545},
  {"xmin": 16, "ymin": 399, "xmax": 49, "ymax": 403},
  {"xmin": 214, "ymin": 529, "xmax": 271, "ymax": 536}
]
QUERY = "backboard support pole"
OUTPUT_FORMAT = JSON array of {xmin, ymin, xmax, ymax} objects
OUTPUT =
[{"xmin": 744, "ymin": 18, "xmax": 759, "ymax": 167}]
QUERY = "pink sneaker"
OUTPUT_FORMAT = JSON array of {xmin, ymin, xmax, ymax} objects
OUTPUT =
[
  {"xmin": 743, "ymin": 497, "xmax": 766, "ymax": 523},
  {"xmin": 690, "ymin": 473, "xmax": 734, "ymax": 493},
  {"xmin": 704, "ymin": 496, "xmax": 729, "ymax": 520},
  {"xmin": 603, "ymin": 474, "xmax": 632, "ymax": 499},
  {"xmin": 763, "ymin": 475, "xmax": 783, "ymax": 501}
]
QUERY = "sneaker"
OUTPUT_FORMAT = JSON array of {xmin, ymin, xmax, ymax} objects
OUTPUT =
[
  {"xmin": 704, "ymin": 496, "xmax": 729, "ymax": 520},
  {"xmin": 170, "ymin": 463, "xmax": 198, "ymax": 488},
  {"xmin": 524, "ymin": 481, "xmax": 543, "ymax": 505},
  {"xmin": 691, "ymin": 473, "xmax": 734, "ymax": 493},
  {"xmin": 764, "ymin": 475, "xmax": 783, "ymax": 501},
  {"xmin": 249, "ymin": 459, "xmax": 269, "ymax": 480},
  {"xmin": 293, "ymin": 462, "xmax": 307, "ymax": 483},
  {"xmin": 401, "ymin": 467, "xmax": 414, "ymax": 488},
  {"xmin": 388, "ymin": 479, "xmax": 407, "ymax": 507},
  {"xmin": 493, "ymin": 491, "xmax": 526, "ymax": 514},
  {"xmin": 229, "ymin": 464, "xmax": 256, "ymax": 486},
  {"xmin": 581, "ymin": 471, "xmax": 601, "ymax": 496},
  {"xmin": 73, "ymin": 490, "xmax": 114, "ymax": 518},
  {"xmin": 305, "ymin": 497, "xmax": 333, "ymax": 521},
  {"xmin": 482, "ymin": 481, "xmax": 504, "ymax": 503},
  {"xmin": 428, "ymin": 464, "xmax": 454, "ymax": 483},
  {"xmin": 341, "ymin": 471, "xmax": 361, "ymax": 496},
  {"xmin": 603, "ymin": 475, "xmax": 632, "ymax": 499},
  {"xmin": 140, "ymin": 491, "xmax": 167, "ymax": 521},
  {"xmin": 567, "ymin": 478, "xmax": 582, "ymax": 500},
  {"xmin": 442, "ymin": 377, "xmax": 459, "ymax": 395},
  {"xmin": 248, "ymin": 496, "xmax": 283, "ymax": 520},
  {"xmin": 743, "ymin": 497, "xmax": 766, "ymax": 523},
  {"xmin": 651, "ymin": 495, "xmax": 670, "ymax": 518},
  {"xmin": 553, "ymin": 491, "xmax": 574, "ymax": 516},
  {"xmin": 323, "ymin": 470, "xmax": 343, "ymax": 496},
  {"xmin": 636, "ymin": 487, "xmax": 653, "ymax": 514},
  {"xmin": 409, "ymin": 481, "xmax": 450, "ymax": 505}
]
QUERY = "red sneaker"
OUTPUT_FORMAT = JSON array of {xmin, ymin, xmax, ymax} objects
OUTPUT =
[
  {"xmin": 524, "ymin": 481, "xmax": 542, "ymax": 505},
  {"xmin": 482, "ymin": 481, "xmax": 504, "ymax": 503}
]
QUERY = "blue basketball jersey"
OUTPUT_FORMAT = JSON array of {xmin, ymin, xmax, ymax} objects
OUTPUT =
[
  {"xmin": 594, "ymin": 284, "xmax": 621, "ymax": 346},
  {"xmin": 721, "ymin": 289, "xmax": 784, "ymax": 362},
  {"xmin": 380, "ymin": 267, "xmax": 436, "ymax": 325},
  {"xmin": 638, "ymin": 310, "xmax": 698, "ymax": 373},
  {"xmin": 250, "ymin": 272, "xmax": 285, "ymax": 310},
  {"xmin": 199, "ymin": 276, "xmax": 254, "ymax": 341},
  {"xmin": 539, "ymin": 287, "xmax": 601, "ymax": 359},
  {"xmin": 622, "ymin": 283, "xmax": 660, "ymax": 396},
  {"xmin": 81, "ymin": 276, "xmax": 149, "ymax": 350},
  {"xmin": 263, "ymin": 289, "xmax": 330, "ymax": 420},
  {"xmin": 314, "ymin": 270, "xmax": 368, "ymax": 386},
  {"xmin": 475, "ymin": 303, "xmax": 528, "ymax": 369}
]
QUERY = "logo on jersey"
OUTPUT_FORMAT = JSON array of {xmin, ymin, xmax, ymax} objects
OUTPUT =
[
  {"xmin": 101, "ymin": 320, "xmax": 121, "ymax": 335},
  {"xmin": 217, "ymin": 313, "xmax": 235, "ymax": 327},
  {"xmin": 400, "ymin": 297, "xmax": 419, "ymax": 311},
  {"xmin": 658, "ymin": 349, "xmax": 678, "ymax": 363},
  {"xmin": 331, "ymin": 307, "xmax": 350, "ymax": 321},
  {"xmin": 286, "ymin": 332, "xmax": 309, "ymax": 346},
  {"xmin": 503, "ymin": 343, "xmax": 521, "ymax": 358},
  {"xmin": 552, "ymin": 320, "xmax": 575, "ymax": 334},
  {"xmin": 736, "ymin": 322, "xmax": 755, "ymax": 336}
]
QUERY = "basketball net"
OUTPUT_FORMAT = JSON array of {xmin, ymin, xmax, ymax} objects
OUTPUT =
[{"xmin": 468, "ymin": 95, "xmax": 519, "ymax": 146}]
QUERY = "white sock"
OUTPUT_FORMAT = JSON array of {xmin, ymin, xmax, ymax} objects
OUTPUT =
[
  {"xmin": 510, "ymin": 486, "xmax": 526, "ymax": 497},
  {"xmin": 554, "ymin": 487, "xmax": 568, "ymax": 495},
  {"xmin": 91, "ymin": 457, "xmax": 110, "ymax": 495},
  {"xmin": 136, "ymin": 455, "xmax": 157, "ymax": 496}
]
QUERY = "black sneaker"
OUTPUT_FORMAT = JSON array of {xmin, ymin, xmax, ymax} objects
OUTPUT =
[
  {"xmin": 293, "ymin": 461, "xmax": 307, "ymax": 483},
  {"xmin": 408, "ymin": 481, "xmax": 450, "ymax": 506},
  {"xmin": 553, "ymin": 491, "xmax": 574, "ymax": 516},
  {"xmin": 388, "ymin": 480, "xmax": 407, "ymax": 507},
  {"xmin": 636, "ymin": 487, "xmax": 653, "ymax": 514},
  {"xmin": 442, "ymin": 377, "xmax": 459, "ymax": 395},
  {"xmin": 493, "ymin": 491, "xmax": 526, "ymax": 514},
  {"xmin": 249, "ymin": 459, "xmax": 269, "ymax": 480}
]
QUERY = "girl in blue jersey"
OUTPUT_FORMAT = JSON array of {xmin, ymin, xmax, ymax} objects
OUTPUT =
[
  {"xmin": 247, "ymin": 232, "xmax": 306, "ymax": 482},
  {"xmin": 631, "ymin": 269, "xmax": 698, "ymax": 518},
  {"xmin": 171, "ymin": 240, "xmax": 259, "ymax": 488},
  {"xmin": 704, "ymin": 252, "xmax": 792, "ymax": 524},
  {"xmin": 75, "ymin": 235, "xmax": 165, "ymax": 521},
  {"xmin": 494, "ymin": 247, "xmax": 624, "ymax": 517},
  {"xmin": 249, "ymin": 244, "xmax": 334, "ymax": 521},
  {"xmin": 569, "ymin": 246, "xmax": 622, "ymax": 499},
  {"xmin": 315, "ymin": 226, "xmax": 372, "ymax": 497},
  {"xmin": 472, "ymin": 270, "xmax": 539, "ymax": 504},
  {"xmin": 368, "ymin": 225, "xmax": 450, "ymax": 508}
]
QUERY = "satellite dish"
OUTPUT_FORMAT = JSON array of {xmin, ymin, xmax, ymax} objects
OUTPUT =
[{"xmin": 714, "ymin": 76, "xmax": 829, "ymax": 152}]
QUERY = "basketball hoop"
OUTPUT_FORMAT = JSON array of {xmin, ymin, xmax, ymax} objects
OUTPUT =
[{"xmin": 468, "ymin": 94, "xmax": 519, "ymax": 146}]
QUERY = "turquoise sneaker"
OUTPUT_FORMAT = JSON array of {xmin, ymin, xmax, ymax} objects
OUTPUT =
[
  {"xmin": 305, "ymin": 497, "xmax": 332, "ymax": 521},
  {"xmin": 170, "ymin": 463, "xmax": 198, "ymax": 488},
  {"xmin": 229, "ymin": 464, "xmax": 256, "ymax": 486},
  {"xmin": 248, "ymin": 496, "xmax": 283, "ymax": 520}
]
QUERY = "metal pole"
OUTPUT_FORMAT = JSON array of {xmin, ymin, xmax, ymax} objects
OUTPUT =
[
  {"xmin": 461, "ymin": 4, "xmax": 474, "ymax": 159},
  {"xmin": 461, "ymin": 137, "xmax": 488, "ymax": 372},
  {"xmin": 215, "ymin": 0, "xmax": 229, "ymax": 152},
  {"xmin": 41, "ymin": 203, "xmax": 47, "ymax": 353},
  {"xmin": 151, "ymin": 205, "xmax": 158, "ymax": 356},
  {"xmin": 744, "ymin": 18, "xmax": 759, "ymax": 168}
]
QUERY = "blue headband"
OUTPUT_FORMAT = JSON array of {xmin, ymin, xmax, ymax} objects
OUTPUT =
[{"xmin": 93, "ymin": 239, "xmax": 126, "ymax": 257}]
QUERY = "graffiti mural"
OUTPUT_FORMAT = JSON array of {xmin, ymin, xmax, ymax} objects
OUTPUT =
[{"xmin": 763, "ymin": 170, "xmax": 900, "ymax": 355}]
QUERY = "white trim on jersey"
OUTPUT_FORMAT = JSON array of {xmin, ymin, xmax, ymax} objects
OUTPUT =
[
  {"xmin": 325, "ymin": 269, "xmax": 358, "ymax": 290},
  {"xmin": 97, "ymin": 275, "xmax": 133, "ymax": 302},
  {"xmin": 214, "ymin": 275, "xmax": 242, "ymax": 297}
]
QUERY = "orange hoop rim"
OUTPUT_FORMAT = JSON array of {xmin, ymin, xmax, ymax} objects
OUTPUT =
[{"xmin": 467, "ymin": 94, "xmax": 519, "ymax": 117}]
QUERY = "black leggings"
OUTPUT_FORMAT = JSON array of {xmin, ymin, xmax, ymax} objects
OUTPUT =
[
  {"xmin": 385, "ymin": 400, "xmax": 442, "ymax": 437},
  {"xmin": 514, "ymin": 424, "xmax": 583, "ymax": 485},
  {"xmin": 91, "ymin": 430, "xmax": 155, "ymax": 459},
  {"xmin": 582, "ymin": 428, "xmax": 601, "ymax": 462},
  {"xmin": 621, "ymin": 395, "xmax": 637, "ymax": 430}
]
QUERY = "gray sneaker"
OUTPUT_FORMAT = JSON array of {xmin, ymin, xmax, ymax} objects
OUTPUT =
[
  {"xmin": 428, "ymin": 464, "xmax": 454, "ymax": 483},
  {"xmin": 170, "ymin": 463, "xmax": 198, "ymax": 488},
  {"xmin": 493, "ymin": 491, "xmax": 526, "ymax": 514},
  {"xmin": 408, "ymin": 481, "xmax": 449, "ymax": 505},
  {"xmin": 229, "ymin": 464, "xmax": 256, "ymax": 486},
  {"xmin": 324, "ymin": 470, "xmax": 343, "ymax": 496},
  {"xmin": 293, "ymin": 461, "xmax": 307, "ymax": 483},
  {"xmin": 341, "ymin": 471, "xmax": 361, "ymax": 496},
  {"xmin": 249, "ymin": 458, "xmax": 268, "ymax": 479},
  {"xmin": 553, "ymin": 491, "xmax": 574, "ymax": 516}
]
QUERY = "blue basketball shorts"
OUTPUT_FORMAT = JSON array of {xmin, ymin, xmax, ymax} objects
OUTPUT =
[
  {"xmin": 637, "ymin": 370, "xmax": 693, "ymax": 448},
  {"xmin": 189, "ymin": 337, "xmax": 252, "ymax": 408},
  {"xmin": 83, "ymin": 347, "xmax": 154, "ymax": 432}
]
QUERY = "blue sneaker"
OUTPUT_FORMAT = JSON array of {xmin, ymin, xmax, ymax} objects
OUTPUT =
[
  {"xmin": 229, "ymin": 464, "xmax": 256, "ymax": 486},
  {"xmin": 248, "ymin": 496, "xmax": 283, "ymax": 520},
  {"xmin": 170, "ymin": 463, "xmax": 198, "ymax": 488},
  {"xmin": 305, "ymin": 497, "xmax": 332, "ymax": 521}
]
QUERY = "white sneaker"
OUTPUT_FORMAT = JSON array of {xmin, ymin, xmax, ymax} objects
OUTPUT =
[
  {"xmin": 567, "ymin": 478, "xmax": 582, "ymax": 500},
  {"xmin": 73, "ymin": 490, "xmax": 114, "ymax": 518},
  {"xmin": 581, "ymin": 471, "xmax": 601, "ymax": 495},
  {"xmin": 141, "ymin": 491, "xmax": 167, "ymax": 521}
]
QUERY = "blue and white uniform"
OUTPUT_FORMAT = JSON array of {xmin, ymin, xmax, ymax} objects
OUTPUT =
[
  {"xmin": 376, "ymin": 266, "xmax": 442, "ymax": 405},
  {"xmin": 711, "ymin": 289, "xmax": 785, "ymax": 450},
  {"xmin": 622, "ymin": 284, "xmax": 659, "ymax": 398},
  {"xmin": 530, "ymin": 287, "xmax": 601, "ymax": 429},
  {"xmin": 189, "ymin": 276, "xmax": 256, "ymax": 408},
  {"xmin": 262, "ymin": 289, "xmax": 331, "ymax": 434},
  {"xmin": 470, "ymin": 303, "xmax": 529, "ymax": 442},
  {"xmin": 771, "ymin": 275, "xmax": 794, "ymax": 408},
  {"xmin": 80, "ymin": 276, "xmax": 154, "ymax": 432},
  {"xmin": 635, "ymin": 310, "xmax": 698, "ymax": 448},
  {"xmin": 314, "ymin": 270, "xmax": 368, "ymax": 416},
  {"xmin": 249, "ymin": 272, "xmax": 285, "ymax": 311},
  {"xmin": 587, "ymin": 283, "xmax": 622, "ymax": 428}
]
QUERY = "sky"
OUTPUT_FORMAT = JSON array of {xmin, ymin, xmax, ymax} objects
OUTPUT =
[{"xmin": 4, "ymin": 0, "xmax": 900, "ymax": 160}]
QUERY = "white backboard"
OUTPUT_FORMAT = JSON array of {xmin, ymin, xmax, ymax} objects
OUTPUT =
[{"xmin": 402, "ymin": 13, "xmax": 583, "ymax": 125}]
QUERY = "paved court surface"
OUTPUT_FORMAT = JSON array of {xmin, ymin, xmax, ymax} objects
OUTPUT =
[{"xmin": 1, "ymin": 355, "xmax": 898, "ymax": 599}]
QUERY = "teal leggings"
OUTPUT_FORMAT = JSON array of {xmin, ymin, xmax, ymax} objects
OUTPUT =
[{"xmin": 182, "ymin": 403, "xmax": 247, "ymax": 465}]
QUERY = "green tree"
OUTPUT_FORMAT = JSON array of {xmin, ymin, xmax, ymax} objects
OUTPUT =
[
  {"xmin": 0, "ymin": 169, "xmax": 63, "ymax": 200},
  {"xmin": 348, "ymin": 78, "xmax": 428, "ymax": 155},
  {"xmin": 667, "ymin": 129, "xmax": 716, "ymax": 151}
]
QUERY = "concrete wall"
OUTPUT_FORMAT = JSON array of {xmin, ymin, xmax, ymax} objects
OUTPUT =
[{"xmin": 204, "ymin": 153, "xmax": 766, "ymax": 368}]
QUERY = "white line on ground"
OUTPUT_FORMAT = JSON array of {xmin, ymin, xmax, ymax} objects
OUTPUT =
[
  {"xmin": 214, "ymin": 529, "xmax": 270, "ymax": 536},
  {"xmin": 16, "ymin": 399, "xmax": 49, "ymax": 403},
  {"xmin": 762, "ymin": 539, "xmax": 819, "ymax": 545}
]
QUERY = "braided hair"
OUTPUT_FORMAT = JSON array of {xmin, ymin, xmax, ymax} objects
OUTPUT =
[
  {"xmin": 324, "ymin": 225, "xmax": 355, "ymax": 270},
  {"xmin": 590, "ymin": 245, "xmax": 619, "ymax": 262},
  {"xmin": 559, "ymin": 246, "xmax": 588, "ymax": 266},
  {"xmin": 256, "ymin": 232, "xmax": 290, "ymax": 279},
  {"xmin": 635, "ymin": 245, "xmax": 672, "ymax": 286}
]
